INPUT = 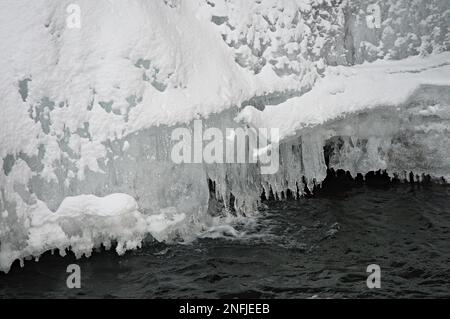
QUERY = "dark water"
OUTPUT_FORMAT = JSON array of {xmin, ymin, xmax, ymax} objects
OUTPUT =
[{"xmin": 1, "ymin": 177, "xmax": 449, "ymax": 299}]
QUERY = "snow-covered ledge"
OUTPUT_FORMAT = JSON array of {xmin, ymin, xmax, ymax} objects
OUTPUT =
[{"xmin": 237, "ymin": 53, "xmax": 450, "ymax": 182}]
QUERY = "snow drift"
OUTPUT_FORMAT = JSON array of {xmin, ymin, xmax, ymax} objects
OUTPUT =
[
  {"xmin": 0, "ymin": 0, "xmax": 449, "ymax": 272},
  {"xmin": 0, "ymin": 193, "xmax": 185, "ymax": 271}
]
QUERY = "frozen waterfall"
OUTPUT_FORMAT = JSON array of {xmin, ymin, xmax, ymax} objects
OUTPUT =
[{"xmin": 0, "ymin": 0, "xmax": 449, "ymax": 272}]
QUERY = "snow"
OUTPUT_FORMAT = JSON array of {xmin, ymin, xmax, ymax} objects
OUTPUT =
[
  {"xmin": 237, "ymin": 52, "xmax": 450, "ymax": 140},
  {"xmin": 0, "ymin": 0, "xmax": 449, "ymax": 273},
  {"xmin": 0, "ymin": 193, "xmax": 186, "ymax": 273}
]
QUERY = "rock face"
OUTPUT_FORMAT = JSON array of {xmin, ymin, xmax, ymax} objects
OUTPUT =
[
  {"xmin": 211, "ymin": 0, "xmax": 449, "ymax": 69},
  {"xmin": 0, "ymin": 0, "xmax": 449, "ymax": 272}
]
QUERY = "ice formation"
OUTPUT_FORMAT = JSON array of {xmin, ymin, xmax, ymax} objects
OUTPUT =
[
  {"xmin": 237, "ymin": 53, "xmax": 450, "ymax": 182},
  {"xmin": 0, "ymin": 193, "xmax": 186, "ymax": 271},
  {"xmin": 0, "ymin": 0, "xmax": 449, "ymax": 272}
]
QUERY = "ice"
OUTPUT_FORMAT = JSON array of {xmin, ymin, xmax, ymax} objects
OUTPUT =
[
  {"xmin": 237, "ymin": 52, "xmax": 450, "ymax": 141},
  {"xmin": 325, "ymin": 96, "xmax": 450, "ymax": 182},
  {"xmin": 0, "ymin": 0, "xmax": 449, "ymax": 272},
  {"xmin": 237, "ymin": 53, "xmax": 450, "ymax": 183},
  {"xmin": 0, "ymin": 193, "xmax": 186, "ymax": 273}
]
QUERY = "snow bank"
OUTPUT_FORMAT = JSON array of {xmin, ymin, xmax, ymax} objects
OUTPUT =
[
  {"xmin": 237, "ymin": 52, "xmax": 450, "ymax": 140},
  {"xmin": 0, "ymin": 193, "xmax": 185, "ymax": 273}
]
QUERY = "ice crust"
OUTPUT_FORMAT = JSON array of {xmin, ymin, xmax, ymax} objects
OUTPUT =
[
  {"xmin": 0, "ymin": 193, "xmax": 186, "ymax": 272},
  {"xmin": 0, "ymin": 0, "xmax": 449, "ymax": 272}
]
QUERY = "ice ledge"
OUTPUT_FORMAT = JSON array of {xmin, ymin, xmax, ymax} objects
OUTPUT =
[{"xmin": 237, "ymin": 52, "xmax": 450, "ymax": 140}]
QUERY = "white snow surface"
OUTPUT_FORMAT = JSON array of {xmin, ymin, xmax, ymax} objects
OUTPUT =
[{"xmin": 237, "ymin": 52, "xmax": 450, "ymax": 139}]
